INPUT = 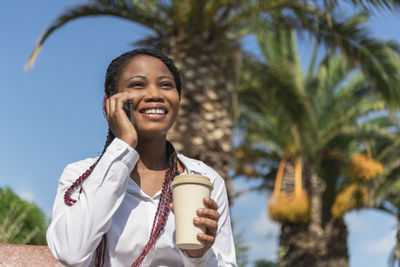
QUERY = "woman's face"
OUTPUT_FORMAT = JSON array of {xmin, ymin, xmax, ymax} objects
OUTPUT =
[{"xmin": 116, "ymin": 55, "xmax": 180, "ymax": 139}]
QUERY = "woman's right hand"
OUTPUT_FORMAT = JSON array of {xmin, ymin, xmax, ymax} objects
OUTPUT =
[{"xmin": 105, "ymin": 92, "xmax": 138, "ymax": 148}]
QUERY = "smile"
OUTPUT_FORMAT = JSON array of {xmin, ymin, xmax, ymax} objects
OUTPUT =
[
  {"xmin": 143, "ymin": 108, "xmax": 167, "ymax": 115},
  {"xmin": 139, "ymin": 105, "xmax": 169, "ymax": 115}
]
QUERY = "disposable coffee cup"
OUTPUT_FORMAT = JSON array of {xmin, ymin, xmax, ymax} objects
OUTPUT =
[{"xmin": 171, "ymin": 174, "xmax": 214, "ymax": 250}]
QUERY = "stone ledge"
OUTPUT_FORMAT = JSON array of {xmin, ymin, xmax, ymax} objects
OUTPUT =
[{"xmin": 0, "ymin": 244, "xmax": 63, "ymax": 267}]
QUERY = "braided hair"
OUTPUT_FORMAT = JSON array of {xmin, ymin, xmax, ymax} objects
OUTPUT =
[{"xmin": 63, "ymin": 48, "xmax": 182, "ymax": 266}]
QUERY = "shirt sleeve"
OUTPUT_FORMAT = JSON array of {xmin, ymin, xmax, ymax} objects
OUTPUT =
[
  {"xmin": 179, "ymin": 165, "xmax": 238, "ymax": 267},
  {"xmin": 46, "ymin": 138, "xmax": 139, "ymax": 267}
]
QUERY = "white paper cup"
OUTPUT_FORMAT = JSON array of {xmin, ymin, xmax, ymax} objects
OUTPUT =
[{"xmin": 171, "ymin": 174, "xmax": 214, "ymax": 250}]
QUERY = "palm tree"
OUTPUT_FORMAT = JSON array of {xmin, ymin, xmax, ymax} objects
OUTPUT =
[
  {"xmin": 349, "ymin": 114, "xmax": 400, "ymax": 265},
  {"xmin": 235, "ymin": 15, "xmax": 400, "ymax": 265},
  {"xmin": 318, "ymin": 48, "xmax": 400, "ymax": 265},
  {"xmin": 25, "ymin": 1, "xmax": 400, "ymax": 202}
]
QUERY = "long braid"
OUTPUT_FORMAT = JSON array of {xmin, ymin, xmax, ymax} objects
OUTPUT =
[
  {"xmin": 63, "ymin": 129, "xmax": 115, "ymax": 206},
  {"xmin": 94, "ymin": 129, "xmax": 114, "ymax": 266},
  {"xmin": 132, "ymin": 141, "xmax": 179, "ymax": 266},
  {"xmin": 64, "ymin": 138, "xmax": 179, "ymax": 266},
  {"xmin": 62, "ymin": 127, "xmax": 114, "ymax": 266},
  {"xmin": 63, "ymin": 48, "xmax": 182, "ymax": 266}
]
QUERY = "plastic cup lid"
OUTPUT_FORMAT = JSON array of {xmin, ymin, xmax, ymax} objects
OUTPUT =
[{"xmin": 171, "ymin": 174, "xmax": 213, "ymax": 189}]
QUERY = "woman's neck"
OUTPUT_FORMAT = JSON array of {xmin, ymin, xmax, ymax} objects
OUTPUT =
[{"xmin": 135, "ymin": 137, "xmax": 168, "ymax": 171}]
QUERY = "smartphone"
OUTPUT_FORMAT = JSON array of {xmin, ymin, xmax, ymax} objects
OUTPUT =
[{"xmin": 123, "ymin": 100, "xmax": 134, "ymax": 124}]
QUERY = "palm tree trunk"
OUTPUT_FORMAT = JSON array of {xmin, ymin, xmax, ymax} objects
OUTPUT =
[
  {"xmin": 279, "ymin": 161, "xmax": 325, "ymax": 266},
  {"xmin": 324, "ymin": 216, "xmax": 349, "ymax": 267},
  {"xmin": 161, "ymin": 39, "xmax": 239, "ymax": 202},
  {"xmin": 278, "ymin": 161, "xmax": 349, "ymax": 266}
]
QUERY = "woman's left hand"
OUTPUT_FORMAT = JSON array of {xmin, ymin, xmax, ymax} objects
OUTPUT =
[{"xmin": 170, "ymin": 198, "xmax": 219, "ymax": 258}]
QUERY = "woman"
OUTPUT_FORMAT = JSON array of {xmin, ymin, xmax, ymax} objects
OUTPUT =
[{"xmin": 47, "ymin": 49, "xmax": 237, "ymax": 267}]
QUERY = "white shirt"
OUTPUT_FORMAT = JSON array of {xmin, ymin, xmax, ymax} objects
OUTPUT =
[{"xmin": 47, "ymin": 138, "xmax": 237, "ymax": 267}]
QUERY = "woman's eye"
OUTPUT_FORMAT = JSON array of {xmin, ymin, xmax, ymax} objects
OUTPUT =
[
  {"xmin": 130, "ymin": 82, "xmax": 144, "ymax": 88},
  {"xmin": 161, "ymin": 82, "xmax": 173, "ymax": 88}
]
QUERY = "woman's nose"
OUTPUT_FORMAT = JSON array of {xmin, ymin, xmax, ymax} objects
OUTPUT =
[{"xmin": 144, "ymin": 84, "xmax": 163, "ymax": 102}]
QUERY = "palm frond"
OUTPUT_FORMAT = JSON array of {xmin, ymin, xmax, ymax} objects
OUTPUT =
[
  {"xmin": 221, "ymin": 0, "xmax": 300, "ymax": 35},
  {"xmin": 340, "ymin": 0, "xmax": 400, "ymax": 12},
  {"xmin": 305, "ymin": 9, "xmax": 400, "ymax": 107},
  {"xmin": 373, "ymin": 167, "xmax": 400, "ymax": 205},
  {"xmin": 239, "ymin": 5, "xmax": 400, "ymax": 108},
  {"xmin": 320, "ymin": 98, "xmax": 386, "ymax": 146},
  {"xmin": 340, "ymin": 123, "xmax": 396, "ymax": 141},
  {"xmin": 25, "ymin": 2, "xmax": 166, "ymax": 69}
]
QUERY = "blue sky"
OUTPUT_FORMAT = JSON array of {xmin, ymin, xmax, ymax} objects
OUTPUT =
[{"xmin": 1, "ymin": 1, "xmax": 399, "ymax": 266}]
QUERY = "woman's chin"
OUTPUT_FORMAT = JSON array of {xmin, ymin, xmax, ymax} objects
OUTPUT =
[{"xmin": 137, "ymin": 128, "xmax": 169, "ymax": 141}]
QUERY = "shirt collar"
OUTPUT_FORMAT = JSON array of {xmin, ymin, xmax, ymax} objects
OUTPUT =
[{"xmin": 126, "ymin": 152, "xmax": 210, "ymax": 197}]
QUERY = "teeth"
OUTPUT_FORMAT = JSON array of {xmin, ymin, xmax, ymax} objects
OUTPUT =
[{"xmin": 145, "ymin": 109, "xmax": 166, "ymax": 114}]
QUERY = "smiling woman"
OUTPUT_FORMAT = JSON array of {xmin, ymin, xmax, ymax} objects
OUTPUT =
[
  {"xmin": 46, "ymin": 48, "xmax": 237, "ymax": 267},
  {"xmin": 112, "ymin": 55, "xmax": 180, "ymax": 143}
]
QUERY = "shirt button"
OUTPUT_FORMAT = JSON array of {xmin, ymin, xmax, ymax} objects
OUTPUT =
[{"xmin": 116, "ymin": 144, "xmax": 122, "ymax": 150}]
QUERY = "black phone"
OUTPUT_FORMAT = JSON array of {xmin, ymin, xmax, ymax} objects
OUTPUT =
[{"xmin": 123, "ymin": 100, "xmax": 134, "ymax": 124}]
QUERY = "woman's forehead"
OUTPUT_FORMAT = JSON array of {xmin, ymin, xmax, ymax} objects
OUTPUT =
[{"xmin": 121, "ymin": 55, "xmax": 172, "ymax": 78}]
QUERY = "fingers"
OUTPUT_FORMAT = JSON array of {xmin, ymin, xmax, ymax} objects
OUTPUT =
[
  {"xmin": 168, "ymin": 203, "xmax": 174, "ymax": 213},
  {"xmin": 184, "ymin": 198, "xmax": 220, "ymax": 258},
  {"xmin": 106, "ymin": 92, "xmax": 134, "ymax": 118},
  {"xmin": 194, "ymin": 198, "xmax": 220, "ymax": 236},
  {"xmin": 196, "ymin": 231, "xmax": 215, "ymax": 245},
  {"xmin": 108, "ymin": 95, "xmax": 116, "ymax": 117},
  {"xmin": 197, "ymin": 207, "xmax": 219, "ymax": 222},
  {"xmin": 105, "ymin": 96, "xmax": 111, "ymax": 120},
  {"xmin": 105, "ymin": 92, "xmax": 138, "ymax": 147},
  {"xmin": 194, "ymin": 216, "xmax": 218, "ymax": 235},
  {"xmin": 204, "ymin": 197, "xmax": 218, "ymax": 210}
]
